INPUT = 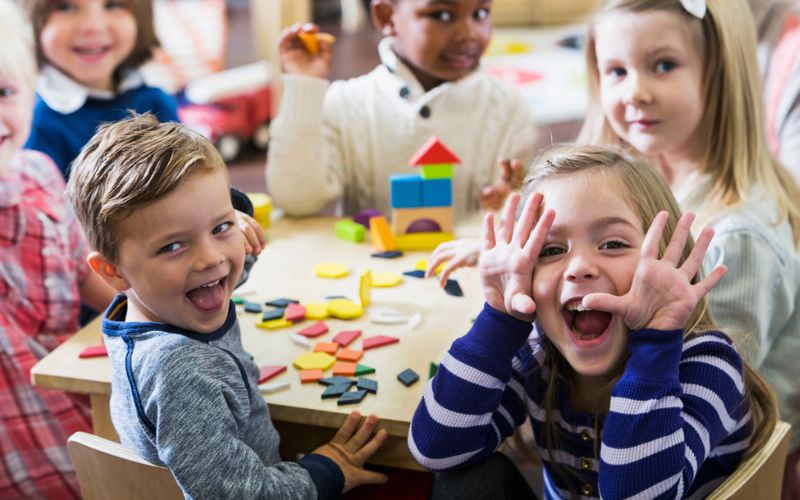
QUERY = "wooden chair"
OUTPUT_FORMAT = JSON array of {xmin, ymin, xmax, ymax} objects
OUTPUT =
[
  {"xmin": 67, "ymin": 432, "xmax": 183, "ymax": 500},
  {"xmin": 709, "ymin": 421, "xmax": 791, "ymax": 499}
]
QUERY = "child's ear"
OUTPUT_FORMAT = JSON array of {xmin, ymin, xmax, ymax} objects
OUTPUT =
[
  {"xmin": 370, "ymin": 0, "xmax": 396, "ymax": 37},
  {"xmin": 87, "ymin": 251, "xmax": 131, "ymax": 292}
]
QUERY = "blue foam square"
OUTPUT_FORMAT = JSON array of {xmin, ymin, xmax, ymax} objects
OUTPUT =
[
  {"xmin": 422, "ymin": 178, "xmax": 452, "ymax": 207},
  {"xmin": 390, "ymin": 174, "xmax": 423, "ymax": 208}
]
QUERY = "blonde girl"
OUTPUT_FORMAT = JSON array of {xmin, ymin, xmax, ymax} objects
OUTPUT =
[
  {"xmin": 409, "ymin": 145, "xmax": 777, "ymax": 499},
  {"xmin": 21, "ymin": 0, "xmax": 178, "ymax": 178},
  {"xmin": 579, "ymin": 0, "xmax": 800, "ymax": 487}
]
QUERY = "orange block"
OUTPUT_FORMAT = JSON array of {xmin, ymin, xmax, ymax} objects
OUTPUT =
[
  {"xmin": 336, "ymin": 348, "xmax": 363, "ymax": 362},
  {"xmin": 299, "ymin": 369, "xmax": 324, "ymax": 383},
  {"xmin": 332, "ymin": 362, "xmax": 357, "ymax": 376},
  {"xmin": 370, "ymin": 216, "xmax": 397, "ymax": 252},
  {"xmin": 314, "ymin": 342, "xmax": 339, "ymax": 355}
]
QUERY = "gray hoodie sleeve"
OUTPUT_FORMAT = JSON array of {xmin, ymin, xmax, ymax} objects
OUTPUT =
[{"xmin": 142, "ymin": 345, "xmax": 335, "ymax": 499}]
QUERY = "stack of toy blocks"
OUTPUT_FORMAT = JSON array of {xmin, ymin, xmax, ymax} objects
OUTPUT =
[{"xmin": 389, "ymin": 137, "xmax": 459, "ymax": 251}]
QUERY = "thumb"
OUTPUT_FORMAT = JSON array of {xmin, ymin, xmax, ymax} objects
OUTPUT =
[
  {"xmin": 356, "ymin": 469, "xmax": 389, "ymax": 486},
  {"xmin": 582, "ymin": 292, "xmax": 625, "ymax": 316},
  {"xmin": 510, "ymin": 293, "xmax": 536, "ymax": 316}
]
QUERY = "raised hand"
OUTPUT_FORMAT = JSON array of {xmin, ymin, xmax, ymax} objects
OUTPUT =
[
  {"xmin": 278, "ymin": 23, "xmax": 335, "ymax": 78},
  {"xmin": 312, "ymin": 412, "xmax": 388, "ymax": 492},
  {"xmin": 479, "ymin": 158, "xmax": 523, "ymax": 211},
  {"xmin": 479, "ymin": 192, "xmax": 555, "ymax": 322},
  {"xmin": 425, "ymin": 237, "xmax": 481, "ymax": 286},
  {"xmin": 583, "ymin": 211, "xmax": 727, "ymax": 331},
  {"xmin": 233, "ymin": 210, "xmax": 265, "ymax": 256}
]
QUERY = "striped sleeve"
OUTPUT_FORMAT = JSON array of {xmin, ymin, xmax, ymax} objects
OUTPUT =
[
  {"xmin": 409, "ymin": 304, "xmax": 534, "ymax": 471},
  {"xmin": 600, "ymin": 330, "xmax": 750, "ymax": 498}
]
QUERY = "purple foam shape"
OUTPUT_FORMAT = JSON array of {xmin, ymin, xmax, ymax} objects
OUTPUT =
[
  {"xmin": 406, "ymin": 219, "xmax": 442, "ymax": 233},
  {"xmin": 353, "ymin": 208, "xmax": 383, "ymax": 228}
]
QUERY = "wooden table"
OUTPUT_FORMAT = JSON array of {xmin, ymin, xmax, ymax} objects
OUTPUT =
[{"xmin": 31, "ymin": 217, "xmax": 484, "ymax": 470}]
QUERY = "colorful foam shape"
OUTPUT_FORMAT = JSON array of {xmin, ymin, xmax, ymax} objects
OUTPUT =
[
  {"xmin": 259, "ymin": 380, "xmax": 290, "ymax": 393},
  {"xmin": 408, "ymin": 136, "xmax": 461, "ymax": 166},
  {"xmin": 429, "ymin": 362, "xmax": 439, "ymax": 379},
  {"xmin": 290, "ymin": 333, "xmax": 312, "ymax": 348},
  {"xmin": 335, "ymin": 219, "xmax": 366, "ymax": 243},
  {"xmin": 284, "ymin": 303, "xmax": 306, "ymax": 322},
  {"xmin": 300, "ymin": 369, "xmax": 325, "ymax": 383},
  {"xmin": 264, "ymin": 298, "xmax": 299, "ymax": 308},
  {"xmin": 314, "ymin": 262, "xmax": 350, "ymax": 278},
  {"xmin": 419, "ymin": 163, "xmax": 453, "ymax": 180},
  {"xmin": 244, "ymin": 301, "xmax": 263, "ymax": 313},
  {"xmin": 390, "ymin": 174, "xmax": 423, "ymax": 208},
  {"xmin": 78, "ymin": 345, "xmax": 108, "ymax": 359},
  {"xmin": 422, "ymin": 178, "xmax": 452, "ymax": 207},
  {"xmin": 256, "ymin": 318, "xmax": 293, "ymax": 330},
  {"xmin": 357, "ymin": 377, "xmax": 378, "ymax": 394},
  {"xmin": 322, "ymin": 383, "xmax": 352, "ymax": 399},
  {"xmin": 336, "ymin": 348, "xmax": 363, "ymax": 362},
  {"xmin": 314, "ymin": 342, "xmax": 339, "ymax": 355},
  {"xmin": 258, "ymin": 365, "xmax": 287, "ymax": 383},
  {"xmin": 406, "ymin": 219, "xmax": 442, "ymax": 233},
  {"xmin": 354, "ymin": 364, "xmax": 375, "ymax": 376},
  {"xmin": 353, "ymin": 208, "xmax": 383, "ymax": 228},
  {"xmin": 362, "ymin": 335, "xmax": 399, "ymax": 350},
  {"xmin": 332, "ymin": 330, "xmax": 361, "ymax": 347},
  {"xmin": 372, "ymin": 272, "xmax": 403, "ymax": 288},
  {"xmin": 337, "ymin": 389, "xmax": 367, "ymax": 405},
  {"xmin": 333, "ymin": 361, "xmax": 357, "ymax": 376},
  {"xmin": 397, "ymin": 368, "xmax": 420, "ymax": 387},
  {"xmin": 327, "ymin": 299, "xmax": 363, "ymax": 320},
  {"xmin": 319, "ymin": 376, "xmax": 356, "ymax": 387},
  {"xmin": 261, "ymin": 308, "xmax": 284, "ymax": 322},
  {"xmin": 359, "ymin": 270, "xmax": 372, "ymax": 307},
  {"xmin": 305, "ymin": 302, "xmax": 329, "ymax": 320},
  {"xmin": 444, "ymin": 279, "xmax": 464, "ymax": 297},
  {"xmin": 293, "ymin": 352, "xmax": 336, "ymax": 371},
  {"xmin": 395, "ymin": 232, "xmax": 454, "ymax": 251},
  {"xmin": 403, "ymin": 269, "xmax": 426, "ymax": 278},
  {"xmin": 371, "ymin": 250, "xmax": 404, "ymax": 259},
  {"xmin": 297, "ymin": 321, "xmax": 329, "ymax": 337},
  {"xmin": 370, "ymin": 216, "xmax": 397, "ymax": 252}
]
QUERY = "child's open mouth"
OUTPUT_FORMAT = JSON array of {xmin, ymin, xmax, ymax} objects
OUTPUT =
[
  {"xmin": 561, "ymin": 300, "xmax": 612, "ymax": 345},
  {"xmin": 185, "ymin": 276, "xmax": 227, "ymax": 313}
]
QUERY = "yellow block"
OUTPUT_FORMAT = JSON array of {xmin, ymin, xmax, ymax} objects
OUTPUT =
[
  {"xmin": 372, "ymin": 272, "xmax": 403, "ymax": 288},
  {"xmin": 415, "ymin": 259, "xmax": 445, "ymax": 274},
  {"xmin": 395, "ymin": 233, "xmax": 454, "ymax": 251},
  {"xmin": 247, "ymin": 192, "xmax": 272, "ymax": 228},
  {"xmin": 370, "ymin": 216, "xmax": 397, "ymax": 252},
  {"xmin": 256, "ymin": 318, "xmax": 292, "ymax": 330},
  {"xmin": 359, "ymin": 270, "xmax": 373, "ymax": 307},
  {"xmin": 327, "ymin": 299, "xmax": 363, "ymax": 320},
  {"xmin": 293, "ymin": 352, "xmax": 336, "ymax": 371},
  {"xmin": 314, "ymin": 262, "xmax": 350, "ymax": 278},
  {"xmin": 305, "ymin": 302, "xmax": 329, "ymax": 320}
]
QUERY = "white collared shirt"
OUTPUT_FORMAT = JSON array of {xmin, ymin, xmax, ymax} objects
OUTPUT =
[{"xmin": 36, "ymin": 65, "xmax": 146, "ymax": 114}]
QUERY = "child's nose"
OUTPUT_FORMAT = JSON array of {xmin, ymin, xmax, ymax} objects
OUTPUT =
[
  {"xmin": 78, "ymin": 3, "xmax": 109, "ymax": 32},
  {"xmin": 623, "ymin": 74, "xmax": 653, "ymax": 106},
  {"xmin": 563, "ymin": 254, "xmax": 598, "ymax": 282},
  {"xmin": 194, "ymin": 243, "xmax": 224, "ymax": 271}
]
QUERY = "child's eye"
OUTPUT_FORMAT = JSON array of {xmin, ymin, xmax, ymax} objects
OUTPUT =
[
  {"xmin": 474, "ymin": 7, "xmax": 490, "ymax": 21},
  {"xmin": 213, "ymin": 221, "xmax": 233, "ymax": 235},
  {"xmin": 158, "ymin": 242, "xmax": 183, "ymax": 254},
  {"xmin": 607, "ymin": 67, "xmax": 626, "ymax": 78},
  {"xmin": 539, "ymin": 246, "xmax": 565, "ymax": 258},
  {"xmin": 54, "ymin": 1, "xmax": 76, "ymax": 12},
  {"xmin": 105, "ymin": 0, "xmax": 128, "ymax": 9},
  {"xmin": 600, "ymin": 240, "xmax": 628, "ymax": 250},
  {"xmin": 430, "ymin": 10, "xmax": 453, "ymax": 22},
  {"xmin": 654, "ymin": 60, "xmax": 676, "ymax": 73},
  {"xmin": 0, "ymin": 87, "xmax": 16, "ymax": 98}
]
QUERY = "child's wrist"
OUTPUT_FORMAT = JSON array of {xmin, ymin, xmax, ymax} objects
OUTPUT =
[{"xmin": 624, "ymin": 328, "xmax": 683, "ymax": 380}]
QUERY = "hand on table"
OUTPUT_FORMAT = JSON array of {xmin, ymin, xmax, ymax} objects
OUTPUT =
[{"xmin": 426, "ymin": 238, "xmax": 481, "ymax": 286}]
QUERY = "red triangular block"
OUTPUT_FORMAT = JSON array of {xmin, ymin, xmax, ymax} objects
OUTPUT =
[
  {"xmin": 78, "ymin": 345, "xmax": 108, "ymax": 358},
  {"xmin": 284, "ymin": 303, "xmax": 306, "ymax": 322},
  {"xmin": 333, "ymin": 330, "xmax": 361, "ymax": 347},
  {"xmin": 258, "ymin": 365, "xmax": 287, "ymax": 383},
  {"xmin": 362, "ymin": 335, "xmax": 399, "ymax": 350},
  {"xmin": 297, "ymin": 321, "xmax": 329, "ymax": 337},
  {"xmin": 408, "ymin": 136, "xmax": 461, "ymax": 166}
]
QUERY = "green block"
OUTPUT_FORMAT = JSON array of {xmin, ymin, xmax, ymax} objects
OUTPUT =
[
  {"xmin": 335, "ymin": 219, "xmax": 366, "ymax": 243},
  {"xmin": 232, "ymin": 296, "xmax": 245, "ymax": 304},
  {"xmin": 419, "ymin": 164, "xmax": 453, "ymax": 180},
  {"xmin": 354, "ymin": 364, "xmax": 375, "ymax": 376},
  {"xmin": 428, "ymin": 362, "xmax": 439, "ymax": 380}
]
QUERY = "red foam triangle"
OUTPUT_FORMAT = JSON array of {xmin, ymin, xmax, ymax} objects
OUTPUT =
[
  {"xmin": 333, "ymin": 330, "xmax": 361, "ymax": 347},
  {"xmin": 258, "ymin": 365, "xmax": 287, "ymax": 383},
  {"xmin": 79, "ymin": 345, "xmax": 108, "ymax": 358},
  {"xmin": 297, "ymin": 321, "xmax": 329, "ymax": 337},
  {"xmin": 362, "ymin": 335, "xmax": 399, "ymax": 350},
  {"xmin": 285, "ymin": 303, "xmax": 306, "ymax": 322},
  {"xmin": 408, "ymin": 136, "xmax": 461, "ymax": 166}
]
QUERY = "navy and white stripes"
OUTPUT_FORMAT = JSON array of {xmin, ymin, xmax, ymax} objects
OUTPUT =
[{"xmin": 410, "ymin": 304, "xmax": 751, "ymax": 499}]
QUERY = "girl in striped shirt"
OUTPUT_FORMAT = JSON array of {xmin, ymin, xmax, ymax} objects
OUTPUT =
[{"xmin": 409, "ymin": 145, "xmax": 777, "ymax": 499}]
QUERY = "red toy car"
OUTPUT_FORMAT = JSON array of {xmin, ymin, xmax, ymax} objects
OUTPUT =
[{"xmin": 178, "ymin": 62, "xmax": 275, "ymax": 162}]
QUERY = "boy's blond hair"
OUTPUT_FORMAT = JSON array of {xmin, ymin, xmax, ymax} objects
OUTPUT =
[
  {"xmin": 519, "ymin": 144, "xmax": 777, "ymax": 495},
  {"xmin": 579, "ymin": 0, "xmax": 800, "ymax": 246},
  {"xmin": 67, "ymin": 113, "xmax": 227, "ymax": 262},
  {"xmin": 0, "ymin": 0, "xmax": 37, "ymax": 87}
]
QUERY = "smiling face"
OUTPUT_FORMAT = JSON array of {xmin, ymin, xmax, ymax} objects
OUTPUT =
[
  {"xmin": 380, "ymin": 0, "xmax": 492, "ymax": 91},
  {"xmin": 594, "ymin": 10, "xmax": 705, "ymax": 163},
  {"xmin": 0, "ymin": 76, "xmax": 34, "ymax": 177},
  {"xmin": 113, "ymin": 168, "xmax": 245, "ymax": 333},
  {"xmin": 40, "ymin": 0, "xmax": 136, "ymax": 91},
  {"xmin": 532, "ymin": 171, "xmax": 645, "ymax": 378}
]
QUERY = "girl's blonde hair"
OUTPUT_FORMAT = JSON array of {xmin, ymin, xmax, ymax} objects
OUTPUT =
[
  {"xmin": 0, "ymin": 0, "xmax": 37, "ymax": 87},
  {"xmin": 579, "ymin": 0, "xmax": 800, "ymax": 246},
  {"xmin": 520, "ymin": 144, "xmax": 777, "ymax": 496},
  {"xmin": 22, "ymin": 0, "xmax": 159, "ymax": 77}
]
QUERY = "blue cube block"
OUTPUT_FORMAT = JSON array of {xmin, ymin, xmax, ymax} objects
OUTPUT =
[
  {"xmin": 390, "ymin": 174, "xmax": 423, "ymax": 208},
  {"xmin": 422, "ymin": 178, "xmax": 452, "ymax": 207}
]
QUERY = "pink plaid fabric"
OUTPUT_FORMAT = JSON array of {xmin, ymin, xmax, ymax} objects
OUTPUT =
[{"xmin": 0, "ymin": 150, "xmax": 91, "ymax": 498}]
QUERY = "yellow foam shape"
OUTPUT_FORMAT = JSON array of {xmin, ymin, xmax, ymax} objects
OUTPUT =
[
  {"xmin": 415, "ymin": 259, "xmax": 445, "ymax": 274},
  {"xmin": 370, "ymin": 216, "xmax": 397, "ymax": 251},
  {"xmin": 247, "ymin": 192, "xmax": 272, "ymax": 228},
  {"xmin": 395, "ymin": 233, "xmax": 454, "ymax": 251},
  {"xmin": 256, "ymin": 318, "xmax": 292, "ymax": 330},
  {"xmin": 372, "ymin": 272, "xmax": 403, "ymax": 288},
  {"xmin": 297, "ymin": 31, "xmax": 335, "ymax": 55},
  {"xmin": 293, "ymin": 352, "xmax": 336, "ymax": 371},
  {"xmin": 327, "ymin": 299, "xmax": 363, "ymax": 319},
  {"xmin": 359, "ymin": 270, "xmax": 373, "ymax": 307},
  {"xmin": 305, "ymin": 302, "xmax": 329, "ymax": 320},
  {"xmin": 314, "ymin": 262, "xmax": 350, "ymax": 278}
]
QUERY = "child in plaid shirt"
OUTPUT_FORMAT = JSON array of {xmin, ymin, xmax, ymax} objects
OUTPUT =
[{"xmin": 0, "ymin": 1, "xmax": 117, "ymax": 496}]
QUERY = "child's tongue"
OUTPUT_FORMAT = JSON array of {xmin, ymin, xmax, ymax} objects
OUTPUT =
[
  {"xmin": 573, "ymin": 310, "xmax": 612, "ymax": 338},
  {"xmin": 186, "ymin": 280, "xmax": 225, "ymax": 311}
]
